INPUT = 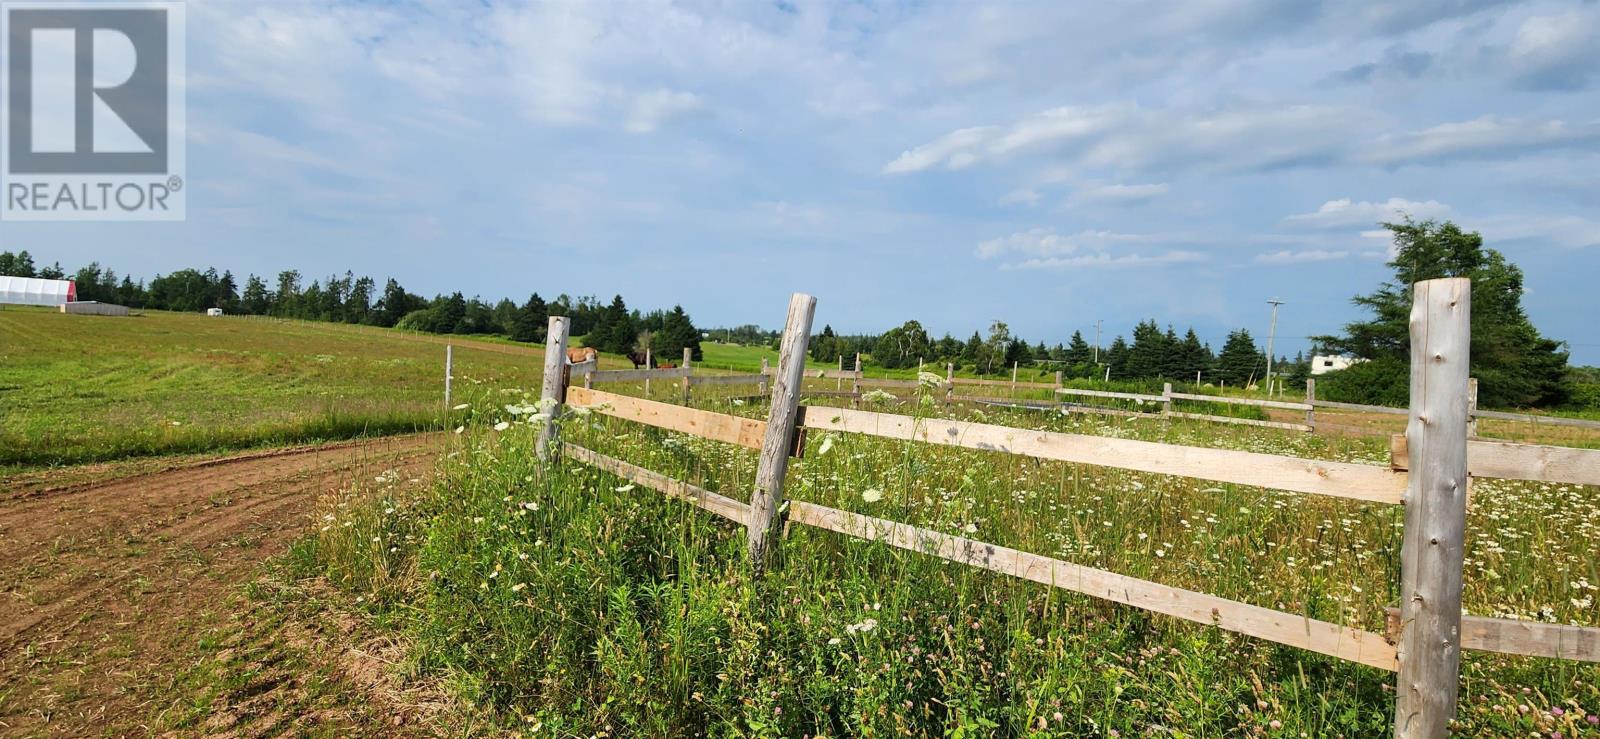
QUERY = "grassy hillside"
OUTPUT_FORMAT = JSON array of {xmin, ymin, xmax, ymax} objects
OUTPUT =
[{"xmin": 0, "ymin": 308, "xmax": 578, "ymax": 467}]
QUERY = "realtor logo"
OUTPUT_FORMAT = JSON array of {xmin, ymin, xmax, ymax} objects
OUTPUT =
[{"xmin": 1, "ymin": 1, "xmax": 185, "ymax": 221}]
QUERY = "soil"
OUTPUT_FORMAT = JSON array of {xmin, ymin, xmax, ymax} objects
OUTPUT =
[{"xmin": 0, "ymin": 435, "xmax": 445, "ymax": 737}]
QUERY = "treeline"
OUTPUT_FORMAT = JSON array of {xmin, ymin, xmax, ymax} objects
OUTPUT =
[
  {"xmin": 2, "ymin": 250, "xmax": 702, "ymax": 358},
  {"xmin": 791, "ymin": 318, "xmax": 1291, "ymax": 387}
]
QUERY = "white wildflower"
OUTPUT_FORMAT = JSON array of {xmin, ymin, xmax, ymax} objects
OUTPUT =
[{"xmin": 862, "ymin": 488, "xmax": 883, "ymax": 503}]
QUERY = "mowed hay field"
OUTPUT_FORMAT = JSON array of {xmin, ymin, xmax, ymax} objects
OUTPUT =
[
  {"xmin": 291, "ymin": 381, "xmax": 1600, "ymax": 737},
  {"xmin": 0, "ymin": 308, "xmax": 557, "ymax": 467}
]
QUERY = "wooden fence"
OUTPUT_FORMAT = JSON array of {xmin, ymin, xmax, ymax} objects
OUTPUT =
[{"xmin": 534, "ymin": 282, "xmax": 1600, "ymax": 737}]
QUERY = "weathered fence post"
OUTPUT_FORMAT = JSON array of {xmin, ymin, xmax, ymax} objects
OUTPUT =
[
  {"xmin": 1011, "ymin": 361, "xmax": 1018, "ymax": 397},
  {"xmin": 852, "ymin": 353, "xmax": 862, "ymax": 408},
  {"xmin": 1394, "ymin": 277, "xmax": 1471, "ymax": 739},
  {"xmin": 747, "ymin": 292, "xmax": 816, "ymax": 574},
  {"xmin": 444, "ymin": 344, "xmax": 454, "ymax": 409},
  {"xmin": 537, "ymin": 317, "xmax": 571, "ymax": 462},
  {"xmin": 1305, "ymin": 378, "xmax": 1317, "ymax": 431},
  {"xmin": 681, "ymin": 348, "xmax": 693, "ymax": 405},
  {"xmin": 1162, "ymin": 382, "xmax": 1173, "ymax": 418},
  {"xmin": 760, "ymin": 356, "xmax": 769, "ymax": 395},
  {"xmin": 644, "ymin": 347, "xmax": 652, "ymax": 398},
  {"xmin": 1466, "ymin": 377, "xmax": 1478, "ymax": 439},
  {"xmin": 945, "ymin": 363, "xmax": 954, "ymax": 401},
  {"xmin": 1055, "ymin": 370, "xmax": 1063, "ymax": 390}
]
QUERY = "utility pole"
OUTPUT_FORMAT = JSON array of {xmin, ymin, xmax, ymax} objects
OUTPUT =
[
  {"xmin": 1093, "ymin": 319, "xmax": 1103, "ymax": 365},
  {"xmin": 1265, "ymin": 298, "xmax": 1284, "ymax": 394}
]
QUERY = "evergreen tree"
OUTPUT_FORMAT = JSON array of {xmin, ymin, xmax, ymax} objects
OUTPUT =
[
  {"xmin": 1064, "ymin": 331, "xmax": 1092, "ymax": 366},
  {"xmin": 658, "ymin": 305, "xmax": 702, "ymax": 361},
  {"xmin": 440, "ymin": 292, "xmax": 468, "ymax": 334},
  {"xmin": 512, "ymin": 293, "xmax": 548, "ymax": 343},
  {"xmin": 1215, "ymin": 329, "xmax": 1264, "ymax": 387},
  {"xmin": 241, "ymin": 275, "xmax": 271, "ymax": 314},
  {"xmin": 1105, "ymin": 336, "xmax": 1130, "ymax": 379},
  {"xmin": 810, "ymin": 325, "xmax": 838, "ymax": 363},
  {"xmin": 1315, "ymin": 218, "xmax": 1569, "ymax": 407}
]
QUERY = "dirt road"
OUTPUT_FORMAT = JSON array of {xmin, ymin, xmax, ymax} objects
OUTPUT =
[{"xmin": 0, "ymin": 435, "xmax": 444, "ymax": 737}]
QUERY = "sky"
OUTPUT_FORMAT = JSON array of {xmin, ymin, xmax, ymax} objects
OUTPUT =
[{"xmin": 5, "ymin": 0, "xmax": 1600, "ymax": 363}]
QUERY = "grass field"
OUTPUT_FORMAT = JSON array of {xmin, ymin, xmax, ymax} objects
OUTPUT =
[
  {"xmin": 292, "ymin": 379, "xmax": 1599, "ymax": 736},
  {"xmin": 0, "ymin": 308, "xmax": 569, "ymax": 468}
]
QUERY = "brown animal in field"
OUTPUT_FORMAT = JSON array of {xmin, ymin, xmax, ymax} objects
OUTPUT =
[
  {"xmin": 566, "ymin": 346, "xmax": 598, "ymax": 364},
  {"xmin": 657, "ymin": 361, "xmax": 675, "ymax": 369},
  {"xmin": 627, "ymin": 351, "xmax": 657, "ymax": 369}
]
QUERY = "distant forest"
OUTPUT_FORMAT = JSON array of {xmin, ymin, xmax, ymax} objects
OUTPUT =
[{"xmin": 0, "ymin": 250, "xmax": 703, "ymax": 360}]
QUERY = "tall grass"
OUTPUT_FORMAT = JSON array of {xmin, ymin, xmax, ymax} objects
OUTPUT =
[{"xmin": 296, "ymin": 385, "xmax": 1600, "ymax": 736}]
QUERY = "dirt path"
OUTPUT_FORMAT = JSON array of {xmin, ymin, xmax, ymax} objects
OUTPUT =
[{"xmin": 0, "ymin": 435, "xmax": 445, "ymax": 737}]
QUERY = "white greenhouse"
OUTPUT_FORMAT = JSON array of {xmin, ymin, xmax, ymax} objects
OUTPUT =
[{"xmin": 0, "ymin": 276, "xmax": 76, "ymax": 307}]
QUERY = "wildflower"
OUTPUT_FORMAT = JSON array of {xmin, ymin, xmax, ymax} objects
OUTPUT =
[
  {"xmin": 616, "ymin": 484, "xmax": 636, "ymax": 493},
  {"xmin": 452, "ymin": 403, "xmax": 470, "ymax": 410},
  {"xmin": 511, "ymin": 583, "xmax": 526, "ymax": 592},
  {"xmin": 453, "ymin": 426, "xmax": 465, "ymax": 434},
  {"xmin": 963, "ymin": 523, "xmax": 978, "ymax": 534},
  {"xmin": 862, "ymin": 488, "xmax": 883, "ymax": 503},
  {"xmin": 493, "ymin": 421, "xmax": 511, "ymax": 431},
  {"xmin": 522, "ymin": 502, "xmax": 539, "ymax": 512},
  {"xmin": 828, "ymin": 637, "xmax": 841, "ymax": 646},
  {"xmin": 818, "ymin": 435, "xmax": 835, "ymax": 456},
  {"xmin": 862, "ymin": 389, "xmax": 898, "ymax": 404}
]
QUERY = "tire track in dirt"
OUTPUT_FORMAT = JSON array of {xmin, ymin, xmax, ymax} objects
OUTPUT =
[{"xmin": 0, "ymin": 434, "xmax": 444, "ymax": 736}]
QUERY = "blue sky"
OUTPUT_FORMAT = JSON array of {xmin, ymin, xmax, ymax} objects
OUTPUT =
[{"xmin": 6, "ymin": 0, "xmax": 1600, "ymax": 363}]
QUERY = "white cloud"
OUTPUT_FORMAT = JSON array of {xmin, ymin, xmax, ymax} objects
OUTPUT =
[
  {"xmin": 976, "ymin": 228, "xmax": 1205, "ymax": 270},
  {"xmin": 884, "ymin": 103, "xmax": 1367, "ymax": 175},
  {"xmin": 999, "ymin": 188, "xmax": 1041, "ymax": 206},
  {"xmin": 1004, "ymin": 251, "xmax": 1207, "ymax": 271},
  {"xmin": 1478, "ymin": 214, "xmax": 1600, "ymax": 249},
  {"xmin": 1361, "ymin": 116, "xmax": 1600, "ymax": 166},
  {"xmin": 1253, "ymin": 249, "xmax": 1351, "ymax": 265},
  {"xmin": 1507, "ymin": 9, "xmax": 1600, "ymax": 91},
  {"xmin": 1076, "ymin": 183, "xmax": 1170, "ymax": 204},
  {"xmin": 625, "ymin": 89, "xmax": 702, "ymax": 133},
  {"xmin": 1284, "ymin": 198, "xmax": 1452, "ymax": 228}
]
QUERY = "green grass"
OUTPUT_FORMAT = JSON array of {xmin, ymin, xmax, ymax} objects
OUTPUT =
[
  {"xmin": 297, "ymin": 384, "xmax": 1600, "ymax": 736},
  {"xmin": 0, "ymin": 307, "xmax": 566, "ymax": 467}
]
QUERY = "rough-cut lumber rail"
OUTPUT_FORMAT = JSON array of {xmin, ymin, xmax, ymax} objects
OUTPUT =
[
  {"xmin": 798, "ymin": 406, "xmax": 1406, "ymax": 504},
  {"xmin": 1473, "ymin": 409, "xmax": 1600, "ymax": 430},
  {"xmin": 1167, "ymin": 391, "xmax": 1312, "ymax": 412},
  {"xmin": 1166, "ymin": 411, "xmax": 1314, "ymax": 433},
  {"xmin": 1383, "ymin": 608, "xmax": 1599, "ymax": 664},
  {"xmin": 803, "ymin": 390, "xmax": 862, "ymax": 399},
  {"xmin": 952, "ymin": 377, "xmax": 1058, "ymax": 389},
  {"xmin": 1060, "ymin": 403, "xmax": 1161, "ymax": 419},
  {"xmin": 1389, "ymin": 435, "xmax": 1600, "ymax": 487},
  {"xmin": 688, "ymin": 372, "xmax": 771, "ymax": 387},
  {"xmin": 807, "ymin": 369, "xmax": 863, "ymax": 380},
  {"xmin": 567, "ymin": 386, "xmax": 767, "ymax": 451},
  {"xmin": 588, "ymin": 367, "xmax": 693, "ymax": 383},
  {"xmin": 1056, "ymin": 387, "xmax": 1166, "ymax": 403},
  {"xmin": 563, "ymin": 444, "xmax": 749, "ymax": 525},
  {"xmin": 961, "ymin": 397, "xmax": 1059, "ymax": 410},
  {"xmin": 857, "ymin": 378, "xmax": 925, "ymax": 389},
  {"xmin": 788, "ymin": 501, "xmax": 1397, "ymax": 671},
  {"xmin": 1311, "ymin": 398, "xmax": 1409, "ymax": 415},
  {"xmin": 568, "ymin": 358, "xmax": 599, "ymax": 376}
]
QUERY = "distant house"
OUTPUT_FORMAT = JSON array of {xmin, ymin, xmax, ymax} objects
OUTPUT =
[
  {"xmin": 0, "ymin": 276, "xmax": 75, "ymax": 307},
  {"xmin": 206, "ymin": 308, "xmax": 224, "ymax": 317},
  {"xmin": 1311, "ymin": 354, "xmax": 1366, "ymax": 375}
]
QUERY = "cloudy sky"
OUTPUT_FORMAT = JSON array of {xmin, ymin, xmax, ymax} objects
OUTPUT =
[{"xmin": 7, "ymin": 0, "xmax": 1600, "ymax": 362}]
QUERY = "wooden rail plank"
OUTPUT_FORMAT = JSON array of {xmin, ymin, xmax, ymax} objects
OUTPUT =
[
  {"xmin": 1384, "ymin": 609, "xmax": 1599, "ymax": 663},
  {"xmin": 1390, "ymin": 435, "xmax": 1600, "ymax": 487},
  {"xmin": 589, "ymin": 367, "xmax": 693, "ymax": 383},
  {"xmin": 798, "ymin": 406, "xmax": 1405, "ymax": 504},
  {"xmin": 807, "ymin": 369, "xmax": 863, "ymax": 380},
  {"xmin": 567, "ymin": 386, "xmax": 766, "ymax": 450},
  {"xmin": 563, "ymin": 444, "xmax": 748, "ymax": 524},
  {"xmin": 858, "ymin": 378, "xmax": 924, "ymax": 389},
  {"xmin": 1310, "ymin": 399, "xmax": 1410, "ymax": 415},
  {"xmin": 952, "ymin": 377, "xmax": 1058, "ymax": 389},
  {"xmin": 1473, "ymin": 409, "xmax": 1600, "ymax": 430},
  {"xmin": 1060, "ymin": 403, "xmax": 1161, "ymax": 419},
  {"xmin": 1166, "ymin": 411, "xmax": 1314, "ymax": 433},
  {"xmin": 788, "ymin": 501, "xmax": 1397, "ymax": 671},
  {"xmin": 1168, "ymin": 391, "xmax": 1312, "ymax": 412},
  {"xmin": 803, "ymin": 390, "xmax": 863, "ymax": 399},
  {"xmin": 1055, "ymin": 387, "xmax": 1166, "ymax": 403},
  {"xmin": 689, "ymin": 372, "xmax": 771, "ymax": 387}
]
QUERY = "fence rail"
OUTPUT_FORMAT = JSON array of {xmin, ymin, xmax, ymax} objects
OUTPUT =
[{"xmin": 538, "ymin": 280, "xmax": 1600, "ymax": 737}]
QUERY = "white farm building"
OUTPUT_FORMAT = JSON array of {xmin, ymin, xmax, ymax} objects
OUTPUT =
[
  {"xmin": 1310, "ymin": 354, "xmax": 1366, "ymax": 375},
  {"xmin": 0, "ymin": 276, "xmax": 76, "ymax": 307}
]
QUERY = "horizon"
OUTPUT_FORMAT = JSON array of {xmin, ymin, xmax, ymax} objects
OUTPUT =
[{"xmin": 2, "ymin": 1, "xmax": 1597, "ymax": 363}]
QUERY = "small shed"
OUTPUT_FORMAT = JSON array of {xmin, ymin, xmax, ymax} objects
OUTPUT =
[
  {"xmin": 0, "ymin": 276, "xmax": 75, "ymax": 307},
  {"xmin": 206, "ymin": 308, "xmax": 224, "ymax": 317},
  {"xmin": 1310, "ymin": 354, "xmax": 1366, "ymax": 375}
]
